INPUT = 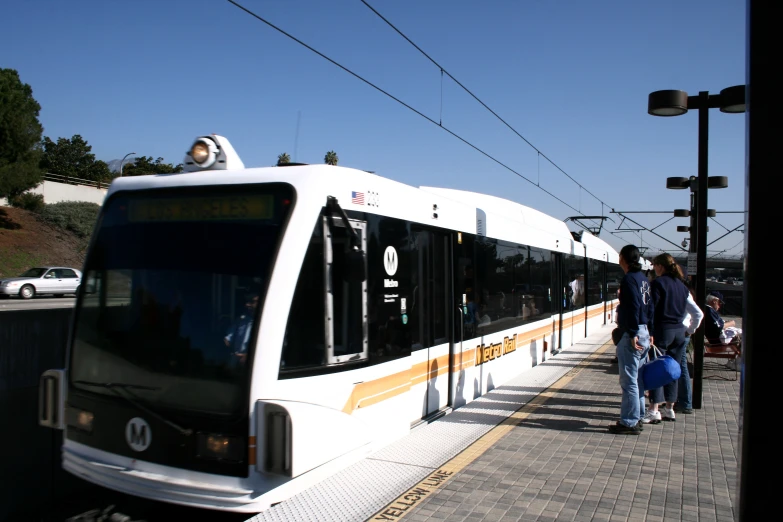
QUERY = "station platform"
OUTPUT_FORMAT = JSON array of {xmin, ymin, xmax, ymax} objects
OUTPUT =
[{"xmin": 249, "ymin": 325, "xmax": 740, "ymax": 522}]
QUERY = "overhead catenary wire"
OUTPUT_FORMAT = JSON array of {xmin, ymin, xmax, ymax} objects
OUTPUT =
[
  {"xmin": 226, "ymin": 0, "xmax": 591, "ymax": 217},
  {"xmin": 610, "ymin": 230, "xmax": 667, "ymax": 254},
  {"xmin": 359, "ymin": 0, "xmax": 613, "ymax": 219},
  {"xmin": 359, "ymin": 0, "xmax": 746, "ymax": 254},
  {"xmin": 709, "ymin": 235, "xmax": 746, "ymax": 258},
  {"xmin": 723, "ymin": 235, "xmax": 746, "ymax": 255}
]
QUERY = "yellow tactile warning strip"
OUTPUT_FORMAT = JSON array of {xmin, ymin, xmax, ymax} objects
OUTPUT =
[{"xmin": 367, "ymin": 340, "xmax": 613, "ymax": 521}]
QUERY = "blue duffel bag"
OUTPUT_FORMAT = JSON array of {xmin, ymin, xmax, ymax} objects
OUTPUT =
[{"xmin": 641, "ymin": 346, "xmax": 682, "ymax": 391}]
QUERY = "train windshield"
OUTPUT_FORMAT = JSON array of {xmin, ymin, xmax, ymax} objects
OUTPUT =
[{"xmin": 70, "ymin": 183, "xmax": 293, "ymax": 418}]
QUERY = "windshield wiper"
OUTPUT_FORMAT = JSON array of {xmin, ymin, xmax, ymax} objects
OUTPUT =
[
  {"xmin": 73, "ymin": 380, "xmax": 160, "ymax": 391},
  {"xmin": 73, "ymin": 380, "xmax": 193, "ymax": 436}
]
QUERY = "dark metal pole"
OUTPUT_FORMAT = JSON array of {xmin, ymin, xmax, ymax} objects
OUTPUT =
[
  {"xmin": 690, "ymin": 189, "xmax": 697, "ymax": 256},
  {"xmin": 738, "ymin": 0, "xmax": 772, "ymax": 518},
  {"xmin": 692, "ymin": 91, "xmax": 710, "ymax": 410}
]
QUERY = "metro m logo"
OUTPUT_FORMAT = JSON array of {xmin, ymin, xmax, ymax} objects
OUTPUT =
[
  {"xmin": 125, "ymin": 417, "xmax": 152, "ymax": 452},
  {"xmin": 383, "ymin": 246, "xmax": 398, "ymax": 276},
  {"xmin": 130, "ymin": 424, "xmax": 147, "ymax": 445}
]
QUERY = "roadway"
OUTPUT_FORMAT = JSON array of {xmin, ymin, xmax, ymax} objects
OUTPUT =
[
  {"xmin": 0, "ymin": 296, "xmax": 75, "ymax": 311},
  {"xmin": 0, "ymin": 283, "xmax": 740, "ymax": 312}
]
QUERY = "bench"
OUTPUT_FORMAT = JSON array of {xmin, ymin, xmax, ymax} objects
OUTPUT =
[{"xmin": 703, "ymin": 340, "xmax": 741, "ymax": 380}]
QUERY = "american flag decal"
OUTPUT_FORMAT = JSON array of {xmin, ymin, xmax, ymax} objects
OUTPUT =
[{"xmin": 351, "ymin": 191, "xmax": 365, "ymax": 205}]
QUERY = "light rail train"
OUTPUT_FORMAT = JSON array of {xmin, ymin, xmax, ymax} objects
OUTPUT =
[{"xmin": 39, "ymin": 134, "xmax": 621, "ymax": 512}]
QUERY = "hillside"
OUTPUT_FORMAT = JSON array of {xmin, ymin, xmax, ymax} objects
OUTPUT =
[{"xmin": 0, "ymin": 206, "xmax": 87, "ymax": 278}]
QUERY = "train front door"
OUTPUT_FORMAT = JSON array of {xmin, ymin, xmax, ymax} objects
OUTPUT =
[{"xmin": 409, "ymin": 229, "xmax": 451, "ymax": 424}]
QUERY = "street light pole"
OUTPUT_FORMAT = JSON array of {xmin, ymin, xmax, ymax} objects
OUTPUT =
[
  {"xmin": 120, "ymin": 152, "xmax": 136, "ymax": 177},
  {"xmin": 649, "ymin": 85, "xmax": 744, "ymax": 409},
  {"xmin": 693, "ymin": 91, "xmax": 710, "ymax": 408}
]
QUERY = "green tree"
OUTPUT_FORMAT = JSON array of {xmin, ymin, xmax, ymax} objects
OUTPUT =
[
  {"xmin": 40, "ymin": 134, "xmax": 112, "ymax": 183},
  {"xmin": 324, "ymin": 150, "xmax": 338, "ymax": 166},
  {"xmin": 121, "ymin": 156, "xmax": 184, "ymax": 176},
  {"xmin": 277, "ymin": 152, "xmax": 291, "ymax": 166},
  {"xmin": 0, "ymin": 69, "xmax": 44, "ymax": 199}
]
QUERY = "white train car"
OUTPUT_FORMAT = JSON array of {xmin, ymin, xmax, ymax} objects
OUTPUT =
[{"xmin": 38, "ymin": 135, "xmax": 620, "ymax": 513}]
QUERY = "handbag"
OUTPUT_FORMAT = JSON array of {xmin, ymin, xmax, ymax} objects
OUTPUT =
[
  {"xmin": 611, "ymin": 327, "xmax": 624, "ymax": 346},
  {"xmin": 640, "ymin": 345, "xmax": 682, "ymax": 391}
]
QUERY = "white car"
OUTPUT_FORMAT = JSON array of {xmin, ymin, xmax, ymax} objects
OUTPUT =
[{"xmin": 0, "ymin": 266, "xmax": 82, "ymax": 299}]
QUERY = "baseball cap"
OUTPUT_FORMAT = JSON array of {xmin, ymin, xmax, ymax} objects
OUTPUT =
[{"xmin": 709, "ymin": 291, "xmax": 725, "ymax": 303}]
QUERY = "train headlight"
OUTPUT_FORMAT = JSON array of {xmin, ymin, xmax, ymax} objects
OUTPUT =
[
  {"xmin": 197, "ymin": 432, "xmax": 243, "ymax": 462},
  {"xmin": 190, "ymin": 141, "xmax": 210, "ymax": 164},
  {"xmin": 66, "ymin": 407, "xmax": 94, "ymax": 433},
  {"xmin": 185, "ymin": 137, "xmax": 219, "ymax": 170},
  {"xmin": 183, "ymin": 134, "xmax": 245, "ymax": 172}
]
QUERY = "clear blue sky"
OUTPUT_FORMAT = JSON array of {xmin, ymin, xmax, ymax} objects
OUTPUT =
[{"xmin": 2, "ymin": 0, "xmax": 747, "ymax": 256}]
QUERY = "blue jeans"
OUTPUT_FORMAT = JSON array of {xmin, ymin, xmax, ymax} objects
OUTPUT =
[
  {"xmin": 650, "ymin": 327, "xmax": 689, "ymax": 406},
  {"xmin": 616, "ymin": 325, "xmax": 651, "ymax": 428},
  {"xmin": 676, "ymin": 337, "xmax": 693, "ymax": 410}
]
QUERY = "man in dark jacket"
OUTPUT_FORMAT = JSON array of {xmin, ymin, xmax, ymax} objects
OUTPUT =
[
  {"xmin": 224, "ymin": 293, "xmax": 259, "ymax": 367},
  {"xmin": 609, "ymin": 245, "xmax": 654, "ymax": 435},
  {"xmin": 705, "ymin": 292, "xmax": 741, "ymax": 344}
]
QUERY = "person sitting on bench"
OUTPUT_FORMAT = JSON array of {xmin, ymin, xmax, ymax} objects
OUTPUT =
[{"xmin": 705, "ymin": 292, "xmax": 742, "ymax": 345}]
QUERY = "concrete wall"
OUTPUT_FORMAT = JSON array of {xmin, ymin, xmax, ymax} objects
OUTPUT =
[
  {"xmin": 0, "ymin": 308, "xmax": 97, "ymax": 521},
  {"xmin": 0, "ymin": 180, "xmax": 107, "ymax": 207}
]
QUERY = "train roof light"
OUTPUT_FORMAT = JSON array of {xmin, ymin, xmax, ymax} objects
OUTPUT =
[
  {"xmin": 191, "ymin": 141, "xmax": 211, "ymax": 165},
  {"xmin": 183, "ymin": 135, "xmax": 245, "ymax": 172}
]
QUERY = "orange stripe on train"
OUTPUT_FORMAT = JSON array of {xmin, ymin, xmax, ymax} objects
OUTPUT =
[{"xmin": 341, "ymin": 315, "xmax": 605, "ymax": 413}]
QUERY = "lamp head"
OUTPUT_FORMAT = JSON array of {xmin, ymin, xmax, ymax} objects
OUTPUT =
[
  {"xmin": 719, "ymin": 85, "xmax": 746, "ymax": 114},
  {"xmin": 666, "ymin": 177, "xmax": 690, "ymax": 190},
  {"xmin": 649, "ymin": 90, "xmax": 689, "ymax": 117}
]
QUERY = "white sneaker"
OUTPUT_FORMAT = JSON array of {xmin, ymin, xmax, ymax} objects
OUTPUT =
[
  {"xmin": 642, "ymin": 410, "xmax": 662, "ymax": 424},
  {"xmin": 661, "ymin": 407, "xmax": 676, "ymax": 422}
]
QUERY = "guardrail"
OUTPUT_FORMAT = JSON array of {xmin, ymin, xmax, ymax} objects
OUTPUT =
[{"xmin": 43, "ymin": 173, "xmax": 108, "ymax": 190}]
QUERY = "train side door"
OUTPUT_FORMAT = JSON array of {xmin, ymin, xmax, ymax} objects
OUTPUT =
[{"xmin": 409, "ymin": 229, "xmax": 451, "ymax": 423}]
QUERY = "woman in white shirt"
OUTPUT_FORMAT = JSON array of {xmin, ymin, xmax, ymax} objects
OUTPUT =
[
  {"xmin": 676, "ymin": 287, "xmax": 704, "ymax": 413},
  {"xmin": 683, "ymin": 291, "xmax": 704, "ymax": 336}
]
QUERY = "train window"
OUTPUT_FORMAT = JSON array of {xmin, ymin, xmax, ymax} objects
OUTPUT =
[
  {"xmin": 366, "ymin": 216, "xmax": 417, "ymax": 359},
  {"xmin": 455, "ymin": 234, "xmax": 476, "ymax": 340},
  {"xmin": 431, "ymin": 233, "xmax": 449, "ymax": 345},
  {"xmin": 71, "ymin": 183, "xmax": 294, "ymax": 419},
  {"xmin": 606, "ymin": 263, "xmax": 623, "ymax": 300},
  {"xmin": 280, "ymin": 215, "xmax": 369, "ymax": 374},
  {"xmin": 587, "ymin": 259, "xmax": 605, "ymax": 306},
  {"xmin": 565, "ymin": 254, "xmax": 586, "ymax": 311},
  {"xmin": 408, "ymin": 231, "xmax": 428, "ymax": 351},
  {"xmin": 326, "ymin": 217, "xmax": 368, "ymax": 364},
  {"xmin": 409, "ymin": 229, "xmax": 450, "ymax": 348},
  {"xmin": 529, "ymin": 247, "xmax": 552, "ymax": 318},
  {"xmin": 280, "ymin": 212, "xmax": 453, "ymax": 377},
  {"xmin": 473, "ymin": 238, "xmax": 509, "ymax": 336},
  {"xmin": 281, "ymin": 222, "xmax": 326, "ymax": 371},
  {"xmin": 470, "ymin": 239, "xmax": 551, "ymax": 338}
]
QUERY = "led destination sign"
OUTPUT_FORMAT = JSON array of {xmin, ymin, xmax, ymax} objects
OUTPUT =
[{"xmin": 129, "ymin": 194, "xmax": 274, "ymax": 223}]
